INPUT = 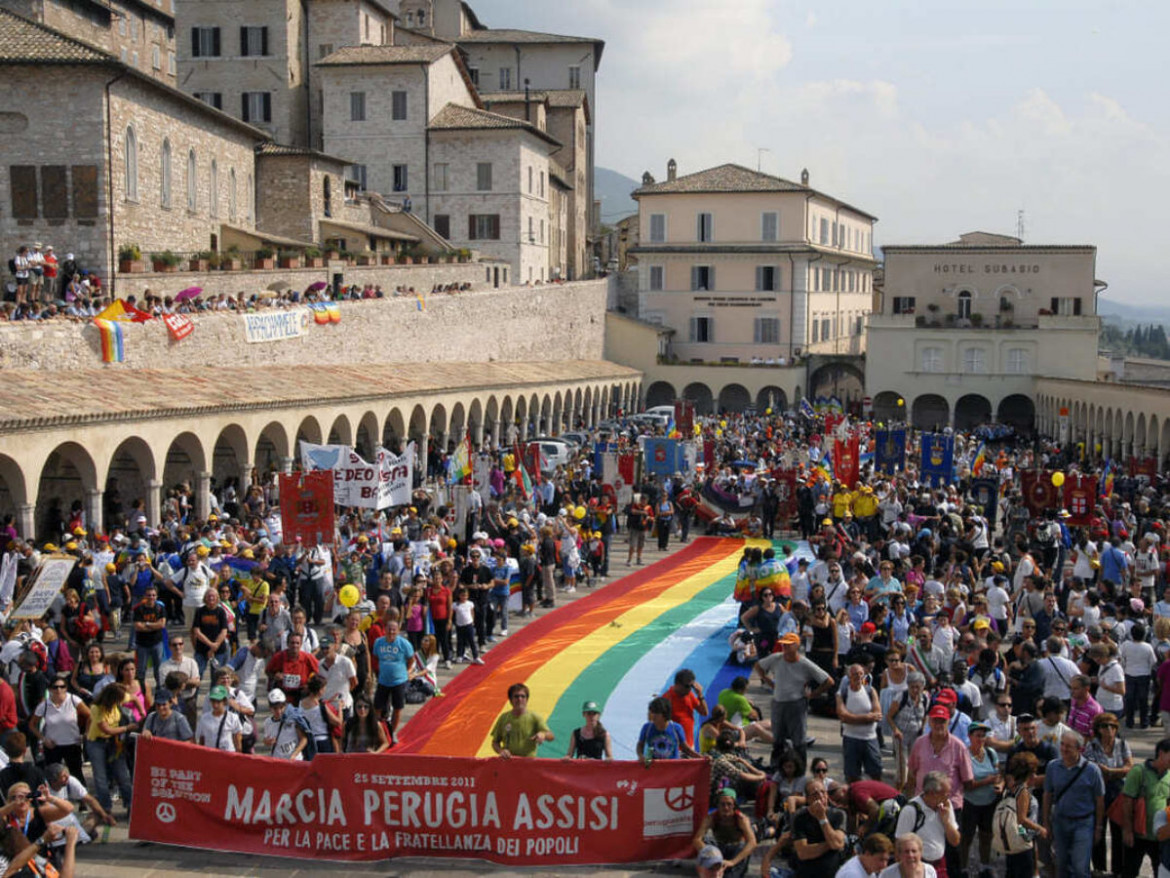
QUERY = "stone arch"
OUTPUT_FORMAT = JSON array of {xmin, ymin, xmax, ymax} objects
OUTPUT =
[
  {"xmin": 429, "ymin": 403, "xmax": 448, "ymax": 448},
  {"xmin": 540, "ymin": 394, "xmax": 552, "ymax": 434},
  {"xmin": 718, "ymin": 383, "xmax": 752, "ymax": 413},
  {"xmin": 573, "ymin": 388, "xmax": 584, "ymax": 428},
  {"xmin": 408, "ymin": 404, "xmax": 427, "ymax": 446},
  {"xmin": 528, "ymin": 393, "xmax": 541, "ymax": 435},
  {"xmin": 683, "ymin": 382, "xmax": 715, "ymax": 416},
  {"xmin": 1124, "ymin": 411, "xmax": 1135, "ymax": 457},
  {"xmin": 598, "ymin": 388, "xmax": 609, "ymax": 419},
  {"xmin": 162, "ymin": 431, "xmax": 206, "ymax": 490},
  {"xmin": 104, "ymin": 436, "xmax": 156, "ymax": 532},
  {"xmin": 954, "ymin": 394, "xmax": 992, "ymax": 431},
  {"xmin": 645, "ymin": 381, "xmax": 676, "ymax": 408},
  {"xmin": 1148, "ymin": 415, "xmax": 1160, "ymax": 458},
  {"xmin": 1162, "ymin": 419, "xmax": 1170, "ymax": 466},
  {"xmin": 997, "ymin": 395, "xmax": 1035, "ymax": 433},
  {"xmin": 355, "ymin": 410, "xmax": 380, "ymax": 459},
  {"xmin": 449, "ymin": 401, "xmax": 466, "ymax": 449},
  {"xmin": 255, "ymin": 421, "xmax": 289, "ymax": 476},
  {"xmin": 210, "ymin": 424, "xmax": 249, "ymax": 499},
  {"xmin": 910, "ymin": 394, "xmax": 949, "ymax": 431},
  {"xmin": 468, "ymin": 398, "xmax": 484, "ymax": 446},
  {"xmin": 583, "ymin": 387, "xmax": 594, "ymax": 427},
  {"xmin": 755, "ymin": 386, "xmax": 787, "ymax": 414},
  {"xmin": 0, "ymin": 454, "xmax": 28, "ymax": 537},
  {"xmin": 1136, "ymin": 413, "xmax": 1148, "ymax": 456},
  {"xmin": 384, "ymin": 409, "xmax": 406, "ymax": 452},
  {"xmin": 873, "ymin": 391, "xmax": 905, "ymax": 425},
  {"xmin": 295, "ymin": 415, "xmax": 323, "ymax": 451},
  {"xmin": 497, "ymin": 396, "xmax": 512, "ymax": 443},
  {"xmin": 808, "ymin": 361, "xmax": 865, "ymax": 402},
  {"xmin": 514, "ymin": 396, "xmax": 527, "ymax": 440},
  {"xmin": 327, "ymin": 414, "xmax": 352, "ymax": 446},
  {"xmin": 35, "ymin": 442, "xmax": 97, "ymax": 541}
]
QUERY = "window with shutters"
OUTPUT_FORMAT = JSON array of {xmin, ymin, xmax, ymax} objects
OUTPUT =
[
  {"xmin": 41, "ymin": 166, "xmax": 67, "ymax": 219},
  {"xmin": 240, "ymin": 26, "xmax": 267, "ymax": 55},
  {"xmin": 241, "ymin": 92, "xmax": 271, "ymax": 123},
  {"xmin": 762, "ymin": 211, "xmax": 778, "ymax": 242},
  {"xmin": 812, "ymin": 319, "xmax": 820, "ymax": 343},
  {"xmin": 527, "ymin": 216, "xmax": 534, "ymax": 242},
  {"xmin": 10, "ymin": 166, "xmax": 37, "ymax": 219},
  {"xmin": 1051, "ymin": 297, "xmax": 1082, "ymax": 316},
  {"xmin": 819, "ymin": 217, "xmax": 829, "ymax": 245},
  {"xmin": 690, "ymin": 266, "xmax": 714, "ymax": 291},
  {"xmin": 962, "ymin": 347, "xmax": 986, "ymax": 373},
  {"xmin": 527, "ymin": 166, "xmax": 533, "ymax": 193},
  {"xmin": 648, "ymin": 266, "xmax": 664, "ymax": 290},
  {"xmin": 160, "ymin": 139, "xmax": 171, "ymax": 208},
  {"xmin": 696, "ymin": 212, "xmax": 713, "ymax": 242},
  {"xmin": 350, "ymin": 92, "xmax": 365, "ymax": 121},
  {"xmin": 391, "ymin": 91, "xmax": 407, "ymax": 120},
  {"xmin": 194, "ymin": 92, "xmax": 222, "ymax": 109},
  {"xmin": 467, "ymin": 67, "xmax": 479, "ymax": 85},
  {"xmin": 168, "ymin": 52, "xmax": 176, "ymax": 74},
  {"xmin": 892, "ymin": 296, "xmax": 916, "ymax": 315},
  {"xmin": 434, "ymin": 214, "xmax": 450, "ymax": 239},
  {"xmin": 754, "ymin": 317, "xmax": 780, "ymax": 344},
  {"xmin": 756, "ymin": 266, "xmax": 777, "ymax": 291},
  {"xmin": 432, "ymin": 163, "xmax": 448, "ymax": 191},
  {"xmin": 348, "ymin": 164, "xmax": 367, "ymax": 191},
  {"xmin": 1006, "ymin": 348, "xmax": 1030, "ymax": 374},
  {"xmin": 957, "ymin": 291, "xmax": 972, "ymax": 319},
  {"xmin": 499, "ymin": 67, "xmax": 512, "ymax": 89},
  {"xmin": 568, "ymin": 65, "xmax": 581, "ymax": 89},
  {"xmin": 476, "ymin": 162, "xmax": 492, "ymax": 191},
  {"xmin": 468, "ymin": 214, "xmax": 500, "ymax": 240},
  {"xmin": 392, "ymin": 164, "xmax": 408, "ymax": 192},
  {"xmin": 123, "ymin": 126, "xmax": 138, "ymax": 201},
  {"xmin": 821, "ymin": 318, "xmax": 831, "ymax": 340},
  {"xmin": 191, "ymin": 26, "xmax": 220, "ymax": 57},
  {"xmin": 921, "ymin": 346, "xmax": 943, "ymax": 372},
  {"xmin": 73, "ymin": 165, "xmax": 98, "ymax": 218},
  {"xmin": 689, "ymin": 316, "xmax": 713, "ymax": 343},
  {"xmin": 152, "ymin": 45, "xmax": 161, "ymax": 69},
  {"xmin": 649, "ymin": 213, "xmax": 666, "ymax": 243},
  {"xmin": 186, "ymin": 149, "xmax": 197, "ymax": 211}
]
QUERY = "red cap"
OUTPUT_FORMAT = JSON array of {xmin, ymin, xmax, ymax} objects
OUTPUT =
[
  {"xmin": 1119, "ymin": 529, "xmax": 1129, "ymax": 538},
  {"xmin": 928, "ymin": 705, "xmax": 951, "ymax": 720},
  {"xmin": 860, "ymin": 622, "xmax": 877, "ymax": 634},
  {"xmin": 935, "ymin": 688, "xmax": 958, "ymax": 705}
]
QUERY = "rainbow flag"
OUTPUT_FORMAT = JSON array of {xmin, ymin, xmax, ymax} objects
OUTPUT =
[
  {"xmin": 310, "ymin": 302, "xmax": 340, "ymax": 324},
  {"xmin": 415, "ymin": 293, "xmax": 426, "ymax": 312},
  {"xmin": 94, "ymin": 318, "xmax": 125, "ymax": 362},
  {"xmin": 449, "ymin": 434, "xmax": 471, "ymax": 484},
  {"xmin": 512, "ymin": 441, "xmax": 533, "ymax": 498},
  {"xmin": 1101, "ymin": 459, "xmax": 1114, "ymax": 498},
  {"xmin": 971, "ymin": 442, "xmax": 988, "ymax": 475}
]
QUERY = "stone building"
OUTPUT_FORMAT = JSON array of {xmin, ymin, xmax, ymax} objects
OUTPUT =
[
  {"xmin": 866, "ymin": 231, "xmax": 1103, "ymax": 433},
  {"xmin": 0, "ymin": 8, "xmax": 265, "ymax": 285},
  {"xmin": 427, "ymin": 104, "xmax": 557, "ymax": 283},
  {"xmin": 175, "ymin": 0, "xmax": 396, "ymax": 148},
  {"xmin": 630, "ymin": 161, "xmax": 877, "ymax": 365},
  {"xmin": 0, "ymin": 0, "xmax": 178, "ymax": 85}
]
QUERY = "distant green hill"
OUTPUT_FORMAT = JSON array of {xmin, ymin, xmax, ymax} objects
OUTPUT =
[{"xmin": 595, "ymin": 167, "xmax": 640, "ymax": 226}]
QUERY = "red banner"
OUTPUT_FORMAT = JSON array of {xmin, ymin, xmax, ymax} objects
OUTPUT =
[
  {"xmin": 618, "ymin": 451, "xmax": 637, "ymax": 487},
  {"xmin": 775, "ymin": 469, "xmax": 798, "ymax": 518},
  {"xmin": 702, "ymin": 440, "xmax": 715, "ymax": 471},
  {"xmin": 673, "ymin": 400, "xmax": 694, "ymax": 438},
  {"xmin": 279, "ymin": 470, "xmax": 335, "ymax": 545},
  {"xmin": 163, "ymin": 313, "xmax": 194, "ymax": 341},
  {"xmin": 1127, "ymin": 457, "xmax": 1157, "ymax": 478},
  {"xmin": 1021, "ymin": 470, "xmax": 1060, "ymax": 516},
  {"xmin": 1063, "ymin": 474, "xmax": 1098, "ymax": 526},
  {"xmin": 833, "ymin": 435, "xmax": 860, "ymax": 489},
  {"xmin": 130, "ymin": 738, "xmax": 708, "ymax": 865},
  {"xmin": 824, "ymin": 412, "xmax": 845, "ymax": 436}
]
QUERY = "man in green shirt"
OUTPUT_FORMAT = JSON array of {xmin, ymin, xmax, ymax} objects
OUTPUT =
[
  {"xmin": 716, "ymin": 675, "xmax": 773, "ymax": 745},
  {"xmin": 1120, "ymin": 737, "xmax": 1170, "ymax": 878},
  {"xmin": 491, "ymin": 683, "xmax": 554, "ymax": 758}
]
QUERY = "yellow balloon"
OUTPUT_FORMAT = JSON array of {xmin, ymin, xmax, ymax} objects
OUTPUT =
[
  {"xmin": 1051, "ymin": 472, "xmax": 1065, "ymax": 487},
  {"xmin": 720, "ymin": 420, "xmax": 727, "ymax": 429},
  {"xmin": 574, "ymin": 506, "xmax": 586, "ymax": 520},
  {"xmin": 338, "ymin": 584, "xmax": 360, "ymax": 608},
  {"xmin": 715, "ymin": 429, "xmax": 723, "ymax": 438},
  {"xmin": 765, "ymin": 408, "xmax": 772, "ymax": 415},
  {"xmin": 896, "ymin": 399, "xmax": 905, "ymax": 407}
]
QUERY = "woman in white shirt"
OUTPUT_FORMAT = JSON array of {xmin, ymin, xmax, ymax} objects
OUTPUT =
[
  {"xmin": 1091, "ymin": 643, "xmax": 1126, "ymax": 718},
  {"xmin": 31, "ymin": 676, "xmax": 90, "ymax": 781},
  {"xmin": 1120, "ymin": 622, "xmax": 1158, "ymax": 729}
]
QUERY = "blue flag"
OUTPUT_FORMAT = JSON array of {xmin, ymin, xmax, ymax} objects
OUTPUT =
[
  {"xmin": 874, "ymin": 429, "xmax": 907, "ymax": 474},
  {"xmin": 799, "ymin": 398, "xmax": 815, "ymax": 419},
  {"xmin": 920, "ymin": 433, "xmax": 955, "ymax": 486},
  {"xmin": 643, "ymin": 438, "xmax": 679, "ymax": 476}
]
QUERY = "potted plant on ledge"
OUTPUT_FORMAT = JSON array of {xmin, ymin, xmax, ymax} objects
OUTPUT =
[
  {"xmin": 356, "ymin": 250, "xmax": 376, "ymax": 266},
  {"xmin": 278, "ymin": 250, "xmax": 300, "ymax": 269},
  {"xmin": 150, "ymin": 250, "xmax": 181, "ymax": 273},
  {"xmin": 189, "ymin": 250, "xmax": 212, "ymax": 272},
  {"xmin": 253, "ymin": 247, "xmax": 275, "ymax": 270},
  {"xmin": 221, "ymin": 246, "xmax": 243, "ymax": 271},
  {"xmin": 304, "ymin": 247, "xmax": 324, "ymax": 268},
  {"xmin": 118, "ymin": 244, "xmax": 145, "ymax": 273}
]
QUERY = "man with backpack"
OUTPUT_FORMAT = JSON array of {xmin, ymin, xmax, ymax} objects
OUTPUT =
[
  {"xmin": 893, "ymin": 771, "xmax": 960, "ymax": 876},
  {"xmin": 1041, "ymin": 730, "xmax": 1103, "ymax": 878}
]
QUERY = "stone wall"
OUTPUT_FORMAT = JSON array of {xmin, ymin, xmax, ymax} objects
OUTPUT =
[{"xmin": 0, "ymin": 278, "xmax": 607, "ymax": 371}]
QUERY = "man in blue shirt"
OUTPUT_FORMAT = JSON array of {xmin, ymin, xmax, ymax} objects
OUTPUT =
[
  {"xmin": 636, "ymin": 697, "xmax": 699, "ymax": 761},
  {"xmin": 372, "ymin": 620, "xmax": 414, "ymax": 744},
  {"xmin": 1100, "ymin": 537, "xmax": 1129, "ymax": 595},
  {"xmin": 1042, "ymin": 730, "xmax": 1104, "ymax": 878}
]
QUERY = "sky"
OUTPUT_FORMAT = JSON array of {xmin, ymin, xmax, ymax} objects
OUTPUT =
[{"xmin": 466, "ymin": 0, "xmax": 1170, "ymax": 305}]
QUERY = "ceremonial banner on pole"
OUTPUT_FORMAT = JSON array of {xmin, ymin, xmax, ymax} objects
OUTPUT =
[
  {"xmin": 874, "ymin": 429, "xmax": 906, "ymax": 475},
  {"xmin": 300, "ymin": 442, "xmax": 414, "ymax": 509},
  {"xmin": 775, "ymin": 469, "xmax": 798, "ymax": 519},
  {"xmin": 616, "ymin": 452, "xmax": 637, "ymax": 505},
  {"xmin": 920, "ymin": 433, "xmax": 955, "ymax": 487},
  {"xmin": 1021, "ymin": 470, "xmax": 1060, "ymax": 515},
  {"xmin": 702, "ymin": 439, "xmax": 715, "ymax": 471},
  {"xmin": 279, "ymin": 471, "xmax": 334, "ymax": 545},
  {"xmin": 643, "ymin": 439, "xmax": 678, "ymax": 476},
  {"xmin": 673, "ymin": 400, "xmax": 694, "ymax": 439},
  {"xmin": 130, "ymin": 738, "xmax": 709, "ymax": 865},
  {"xmin": 1063, "ymin": 474, "xmax": 1098, "ymax": 525},
  {"xmin": 969, "ymin": 478, "xmax": 1000, "ymax": 529},
  {"xmin": 833, "ymin": 434, "xmax": 860, "ymax": 488}
]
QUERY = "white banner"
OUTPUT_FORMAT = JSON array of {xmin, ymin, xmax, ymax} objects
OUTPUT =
[
  {"xmin": 242, "ymin": 308, "xmax": 310, "ymax": 343},
  {"xmin": 12, "ymin": 556, "xmax": 76, "ymax": 619},
  {"xmin": 300, "ymin": 442, "xmax": 415, "ymax": 509}
]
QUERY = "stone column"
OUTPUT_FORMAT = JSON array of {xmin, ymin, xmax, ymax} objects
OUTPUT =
[
  {"xmin": 280, "ymin": 457, "xmax": 295, "ymax": 475},
  {"xmin": 17, "ymin": 504, "xmax": 35, "ymax": 543},
  {"xmin": 195, "ymin": 472, "xmax": 211, "ymax": 521},
  {"xmin": 412, "ymin": 436, "xmax": 427, "ymax": 485},
  {"xmin": 85, "ymin": 489, "xmax": 103, "ymax": 536},
  {"xmin": 144, "ymin": 479, "xmax": 163, "ymax": 528}
]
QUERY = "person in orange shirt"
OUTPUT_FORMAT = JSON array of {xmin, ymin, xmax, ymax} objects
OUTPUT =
[{"xmin": 660, "ymin": 668, "xmax": 708, "ymax": 748}]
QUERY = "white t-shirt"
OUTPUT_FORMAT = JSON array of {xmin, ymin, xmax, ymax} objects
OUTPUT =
[
  {"xmin": 1097, "ymin": 661, "xmax": 1125, "ymax": 712},
  {"xmin": 322, "ymin": 654, "xmax": 357, "ymax": 711},
  {"xmin": 1121, "ymin": 640, "xmax": 1158, "ymax": 677},
  {"xmin": 880, "ymin": 864, "xmax": 937, "ymax": 878},
  {"xmin": 264, "ymin": 714, "xmax": 304, "ymax": 760},
  {"xmin": 986, "ymin": 583, "xmax": 1010, "ymax": 620},
  {"xmin": 176, "ymin": 566, "xmax": 211, "ymax": 608},
  {"xmin": 195, "ymin": 709, "xmax": 243, "ymax": 752},
  {"xmin": 34, "ymin": 694, "xmax": 84, "ymax": 747},
  {"xmin": 453, "ymin": 599, "xmax": 475, "ymax": 627},
  {"xmin": 1039, "ymin": 655, "xmax": 1080, "ymax": 700},
  {"xmin": 838, "ymin": 682, "xmax": 878, "ymax": 740},
  {"xmin": 893, "ymin": 795, "xmax": 952, "ymax": 861},
  {"xmin": 839, "ymin": 854, "xmax": 881, "ymax": 878}
]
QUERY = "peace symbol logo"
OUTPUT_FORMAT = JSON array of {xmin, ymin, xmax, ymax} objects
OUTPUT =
[
  {"xmin": 664, "ymin": 786, "xmax": 694, "ymax": 811},
  {"xmin": 156, "ymin": 802, "xmax": 177, "ymax": 824}
]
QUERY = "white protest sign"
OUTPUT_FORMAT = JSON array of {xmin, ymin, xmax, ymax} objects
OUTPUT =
[{"xmin": 12, "ymin": 556, "xmax": 75, "ymax": 619}]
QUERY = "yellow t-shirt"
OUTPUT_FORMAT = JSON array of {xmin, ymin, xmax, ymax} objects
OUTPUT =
[
  {"xmin": 831, "ymin": 491, "xmax": 854, "ymax": 519},
  {"xmin": 87, "ymin": 701, "xmax": 124, "ymax": 741}
]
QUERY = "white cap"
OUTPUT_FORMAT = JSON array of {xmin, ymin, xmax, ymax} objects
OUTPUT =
[{"xmin": 268, "ymin": 689, "xmax": 287, "ymax": 704}]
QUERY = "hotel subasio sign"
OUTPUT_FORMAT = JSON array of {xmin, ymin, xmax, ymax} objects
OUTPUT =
[{"xmin": 933, "ymin": 262, "xmax": 1041, "ymax": 275}]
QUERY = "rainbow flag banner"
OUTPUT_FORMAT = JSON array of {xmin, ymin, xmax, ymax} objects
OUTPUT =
[
  {"xmin": 94, "ymin": 318, "xmax": 125, "ymax": 363},
  {"xmin": 309, "ymin": 302, "xmax": 340, "ymax": 324},
  {"xmin": 397, "ymin": 537, "xmax": 813, "ymax": 757}
]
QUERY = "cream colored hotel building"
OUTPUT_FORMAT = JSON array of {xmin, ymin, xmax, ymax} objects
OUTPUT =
[{"xmin": 629, "ymin": 162, "xmax": 877, "ymax": 365}]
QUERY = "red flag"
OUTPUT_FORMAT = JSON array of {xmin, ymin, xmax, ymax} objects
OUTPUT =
[
  {"xmin": 618, "ymin": 451, "xmax": 637, "ymax": 486},
  {"xmin": 162, "ymin": 313, "xmax": 194, "ymax": 341},
  {"xmin": 702, "ymin": 439, "xmax": 715, "ymax": 470},
  {"xmin": 279, "ymin": 470, "xmax": 334, "ymax": 545},
  {"xmin": 833, "ymin": 434, "xmax": 860, "ymax": 489},
  {"xmin": 1063, "ymin": 474, "xmax": 1098, "ymax": 526}
]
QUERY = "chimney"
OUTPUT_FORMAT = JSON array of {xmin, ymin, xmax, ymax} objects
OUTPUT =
[
  {"xmin": 667, "ymin": 159, "xmax": 677, "ymax": 182},
  {"xmin": 800, "ymin": 168, "xmax": 809, "ymax": 186},
  {"xmin": 642, "ymin": 171, "xmax": 655, "ymax": 185}
]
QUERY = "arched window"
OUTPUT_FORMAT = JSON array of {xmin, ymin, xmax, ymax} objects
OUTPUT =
[
  {"xmin": 210, "ymin": 159, "xmax": 218, "ymax": 217},
  {"xmin": 124, "ymin": 126, "xmax": 138, "ymax": 200},
  {"xmin": 229, "ymin": 168, "xmax": 237, "ymax": 221},
  {"xmin": 957, "ymin": 290, "xmax": 972, "ymax": 319},
  {"xmin": 160, "ymin": 138, "xmax": 171, "ymax": 207},
  {"xmin": 323, "ymin": 176, "xmax": 332, "ymax": 217},
  {"xmin": 187, "ymin": 149, "xmax": 197, "ymax": 211}
]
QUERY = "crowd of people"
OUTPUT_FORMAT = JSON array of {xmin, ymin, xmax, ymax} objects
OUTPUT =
[{"xmin": 3, "ymin": 407, "xmax": 1170, "ymax": 878}]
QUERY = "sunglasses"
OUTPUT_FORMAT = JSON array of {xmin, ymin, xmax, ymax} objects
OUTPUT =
[
  {"xmin": 50, "ymin": 684, "xmax": 66, "ymax": 690},
  {"xmin": 813, "ymin": 767, "xmax": 829, "ymax": 774},
  {"xmin": 355, "ymin": 704, "xmax": 370, "ymax": 711}
]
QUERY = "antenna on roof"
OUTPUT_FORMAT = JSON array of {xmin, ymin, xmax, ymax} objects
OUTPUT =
[
  {"xmin": 1016, "ymin": 209, "xmax": 1025, "ymax": 242},
  {"xmin": 757, "ymin": 147, "xmax": 770, "ymax": 172}
]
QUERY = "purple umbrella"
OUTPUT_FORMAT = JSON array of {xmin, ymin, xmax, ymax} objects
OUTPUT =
[
  {"xmin": 176, "ymin": 286, "xmax": 202, "ymax": 301},
  {"xmin": 307, "ymin": 281, "xmax": 328, "ymax": 292}
]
